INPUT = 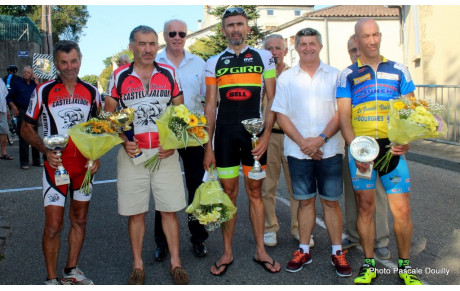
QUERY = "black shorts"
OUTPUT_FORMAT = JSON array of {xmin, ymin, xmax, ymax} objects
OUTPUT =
[{"xmin": 214, "ymin": 123, "xmax": 267, "ymax": 178}]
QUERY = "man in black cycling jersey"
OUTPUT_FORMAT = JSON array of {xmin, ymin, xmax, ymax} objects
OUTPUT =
[{"xmin": 204, "ymin": 7, "xmax": 280, "ymax": 275}]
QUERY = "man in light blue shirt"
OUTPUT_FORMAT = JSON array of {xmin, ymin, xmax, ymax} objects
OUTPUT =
[{"xmin": 154, "ymin": 19, "xmax": 209, "ymax": 260}]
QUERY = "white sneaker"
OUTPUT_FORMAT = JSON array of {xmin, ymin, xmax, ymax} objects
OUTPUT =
[
  {"xmin": 294, "ymin": 234, "xmax": 315, "ymax": 248},
  {"xmin": 44, "ymin": 278, "xmax": 60, "ymax": 285},
  {"xmin": 263, "ymin": 232, "xmax": 277, "ymax": 247},
  {"xmin": 61, "ymin": 267, "xmax": 94, "ymax": 285}
]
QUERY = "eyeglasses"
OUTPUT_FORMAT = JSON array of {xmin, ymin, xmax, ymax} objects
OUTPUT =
[
  {"xmin": 168, "ymin": 31, "xmax": 186, "ymax": 38},
  {"xmin": 296, "ymin": 28, "xmax": 319, "ymax": 37},
  {"xmin": 222, "ymin": 7, "xmax": 247, "ymax": 18},
  {"xmin": 348, "ymin": 48, "xmax": 358, "ymax": 54}
]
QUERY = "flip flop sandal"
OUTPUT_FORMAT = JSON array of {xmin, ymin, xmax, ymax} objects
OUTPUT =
[
  {"xmin": 1, "ymin": 154, "xmax": 14, "ymax": 160},
  {"xmin": 210, "ymin": 260, "xmax": 234, "ymax": 276},
  {"xmin": 253, "ymin": 257, "xmax": 280, "ymax": 273}
]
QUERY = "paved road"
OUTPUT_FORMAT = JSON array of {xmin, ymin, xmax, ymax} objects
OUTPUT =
[{"xmin": 0, "ymin": 143, "xmax": 459, "ymax": 285}]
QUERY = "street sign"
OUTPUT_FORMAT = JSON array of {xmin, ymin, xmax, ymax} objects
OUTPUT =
[{"xmin": 18, "ymin": 51, "xmax": 29, "ymax": 58}]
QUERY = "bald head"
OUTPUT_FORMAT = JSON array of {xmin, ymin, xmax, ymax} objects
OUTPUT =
[
  {"xmin": 354, "ymin": 18, "xmax": 382, "ymax": 62},
  {"xmin": 117, "ymin": 54, "xmax": 130, "ymax": 66}
]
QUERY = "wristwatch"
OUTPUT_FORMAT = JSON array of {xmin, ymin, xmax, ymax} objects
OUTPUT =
[{"xmin": 319, "ymin": 133, "xmax": 329, "ymax": 143}]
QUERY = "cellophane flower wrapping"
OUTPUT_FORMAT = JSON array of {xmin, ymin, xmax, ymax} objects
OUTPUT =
[
  {"xmin": 156, "ymin": 104, "xmax": 208, "ymax": 150},
  {"xmin": 374, "ymin": 96, "xmax": 447, "ymax": 172},
  {"xmin": 185, "ymin": 169, "xmax": 237, "ymax": 231},
  {"xmin": 67, "ymin": 118, "xmax": 123, "ymax": 194}
]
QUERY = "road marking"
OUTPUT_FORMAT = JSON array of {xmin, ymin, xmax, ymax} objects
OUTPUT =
[
  {"xmin": 0, "ymin": 179, "xmax": 118, "ymax": 194},
  {"xmin": 277, "ymin": 195, "xmax": 429, "ymax": 285}
]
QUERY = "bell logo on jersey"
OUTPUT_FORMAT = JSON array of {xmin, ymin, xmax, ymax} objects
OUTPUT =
[{"xmin": 226, "ymin": 88, "xmax": 252, "ymax": 101}]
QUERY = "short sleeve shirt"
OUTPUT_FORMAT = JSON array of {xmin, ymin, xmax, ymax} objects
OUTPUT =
[
  {"xmin": 205, "ymin": 45, "xmax": 276, "ymax": 124},
  {"xmin": 25, "ymin": 77, "xmax": 101, "ymax": 137},
  {"xmin": 336, "ymin": 57, "xmax": 415, "ymax": 138}
]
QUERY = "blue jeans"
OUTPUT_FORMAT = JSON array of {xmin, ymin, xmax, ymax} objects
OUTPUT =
[{"xmin": 287, "ymin": 154, "xmax": 343, "ymax": 201}]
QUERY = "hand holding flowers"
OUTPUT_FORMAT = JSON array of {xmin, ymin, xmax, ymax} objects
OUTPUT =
[{"xmin": 374, "ymin": 96, "xmax": 447, "ymax": 172}]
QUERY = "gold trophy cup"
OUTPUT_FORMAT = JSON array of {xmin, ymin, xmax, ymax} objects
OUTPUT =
[
  {"xmin": 43, "ymin": 134, "xmax": 70, "ymax": 186},
  {"xmin": 241, "ymin": 118, "xmax": 266, "ymax": 180},
  {"xmin": 109, "ymin": 108, "xmax": 147, "ymax": 165}
]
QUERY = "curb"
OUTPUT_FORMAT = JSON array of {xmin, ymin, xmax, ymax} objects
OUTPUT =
[{"xmin": 406, "ymin": 152, "xmax": 460, "ymax": 173}]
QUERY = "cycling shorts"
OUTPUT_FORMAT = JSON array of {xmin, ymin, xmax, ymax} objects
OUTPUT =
[
  {"xmin": 214, "ymin": 123, "xmax": 267, "ymax": 179},
  {"xmin": 347, "ymin": 145, "xmax": 411, "ymax": 194},
  {"xmin": 43, "ymin": 138, "xmax": 91, "ymax": 207}
]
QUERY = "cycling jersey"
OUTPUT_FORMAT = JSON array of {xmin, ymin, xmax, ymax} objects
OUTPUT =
[
  {"xmin": 109, "ymin": 62, "xmax": 182, "ymax": 149},
  {"xmin": 205, "ymin": 46, "xmax": 275, "ymax": 178},
  {"xmin": 24, "ymin": 77, "xmax": 101, "ymax": 205},
  {"xmin": 336, "ymin": 56, "xmax": 415, "ymax": 139},
  {"xmin": 205, "ymin": 45, "xmax": 276, "ymax": 124},
  {"xmin": 25, "ymin": 77, "xmax": 101, "ymax": 136}
]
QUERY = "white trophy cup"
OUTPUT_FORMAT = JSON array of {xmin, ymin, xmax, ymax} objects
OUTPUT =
[
  {"xmin": 43, "ymin": 134, "xmax": 70, "ymax": 186},
  {"xmin": 349, "ymin": 136, "xmax": 380, "ymax": 180},
  {"xmin": 241, "ymin": 118, "xmax": 266, "ymax": 180}
]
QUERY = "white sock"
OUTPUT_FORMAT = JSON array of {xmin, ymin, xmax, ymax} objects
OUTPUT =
[
  {"xmin": 299, "ymin": 244, "xmax": 310, "ymax": 254},
  {"xmin": 332, "ymin": 244, "xmax": 342, "ymax": 255}
]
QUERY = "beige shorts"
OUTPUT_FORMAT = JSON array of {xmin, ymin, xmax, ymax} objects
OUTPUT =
[{"xmin": 117, "ymin": 147, "xmax": 186, "ymax": 216}]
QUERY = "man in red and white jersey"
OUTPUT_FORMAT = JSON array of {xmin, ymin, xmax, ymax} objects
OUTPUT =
[
  {"xmin": 21, "ymin": 40, "xmax": 102, "ymax": 285},
  {"xmin": 104, "ymin": 25, "xmax": 189, "ymax": 285}
]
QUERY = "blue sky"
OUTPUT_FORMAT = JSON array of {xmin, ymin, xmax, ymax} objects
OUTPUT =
[{"xmin": 78, "ymin": 5, "xmax": 206, "ymax": 77}]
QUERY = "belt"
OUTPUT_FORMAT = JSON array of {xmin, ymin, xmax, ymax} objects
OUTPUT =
[{"xmin": 271, "ymin": 128, "xmax": 284, "ymax": 134}]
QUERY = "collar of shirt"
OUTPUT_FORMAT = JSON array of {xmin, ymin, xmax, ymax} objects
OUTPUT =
[
  {"xmin": 357, "ymin": 55, "xmax": 388, "ymax": 68},
  {"xmin": 225, "ymin": 45, "xmax": 250, "ymax": 55},
  {"xmin": 293, "ymin": 61, "xmax": 331, "ymax": 77},
  {"xmin": 156, "ymin": 48, "xmax": 193, "ymax": 69}
]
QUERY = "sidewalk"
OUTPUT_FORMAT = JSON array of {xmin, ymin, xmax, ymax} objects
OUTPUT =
[{"xmin": 406, "ymin": 139, "xmax": 460, "ymax": 173}]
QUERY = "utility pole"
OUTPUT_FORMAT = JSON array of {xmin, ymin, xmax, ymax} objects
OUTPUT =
[{"xmin": 41, "ymin": 5, "xmax": 53, "ymax": 55}]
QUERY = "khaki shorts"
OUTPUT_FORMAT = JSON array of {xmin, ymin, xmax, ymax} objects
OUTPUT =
[
  {"xmin": 0, "ymin": 112, "xmax": 8, "ymax": 134},
  {"xmin": 117, "ymin": 147, "xmax": 186, "ymax": 216}
]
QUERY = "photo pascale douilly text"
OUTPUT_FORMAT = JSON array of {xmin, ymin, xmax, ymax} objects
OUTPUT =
[{"xmin": 370, "ymin": 267, "xmax": 450, "ymax": 276}]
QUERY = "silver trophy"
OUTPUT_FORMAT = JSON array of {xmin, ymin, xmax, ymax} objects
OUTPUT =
[
  {"xmin": 43, "ymin": 134, "xmax": 70, "ymax": 186},
  {"xmin": 349, "ymin": 136, "xmax": 380, "ymax": 180},
  {"xmin": 241, "ymin": 118, "xmax": 266, "ymax": 180}
]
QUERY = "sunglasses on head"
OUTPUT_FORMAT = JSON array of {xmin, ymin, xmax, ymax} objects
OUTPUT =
[
  {"xmin": 222, "ymin": 7, "xmax": 247, "ymax": 18},
  {"xmin": 297, "ymin": 28, "xmax": 319, "ymax": 37},
  {"xmin": 168, "ymin": 31, "xmax": 186, "ymax": 38}
]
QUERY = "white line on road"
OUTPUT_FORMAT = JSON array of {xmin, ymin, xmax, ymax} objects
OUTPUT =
[{"xmin": 0, "ymin": 179, "xmax": 118, "ymax": 194}]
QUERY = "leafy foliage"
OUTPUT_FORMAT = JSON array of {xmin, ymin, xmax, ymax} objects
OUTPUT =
[
  {"xmin": 80, "ymin": 74, "xmax": 99, "ymax": 87},
  {"xmin": 188, "ymin": 5, "xmax": 265, "ymax": 61},
  {"xmin": 0, "ymin": 5, "xmax": 89, "ymax": 44}
]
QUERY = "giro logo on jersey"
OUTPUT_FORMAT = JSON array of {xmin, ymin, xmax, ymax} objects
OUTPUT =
[
  {"xmin": 216, "ymin": 65, "xmax": 263, "ymax": 77},
  {"xmin": 135, "ymin": 101, "xmax": 164, "ymax": 125},
  {"xmin": 58, "ymin": 107, "xmax": 84, "ymax": 128},
  {"xmin": 226, "ymin": 88, "xmax": 252, "ymax": 101}
]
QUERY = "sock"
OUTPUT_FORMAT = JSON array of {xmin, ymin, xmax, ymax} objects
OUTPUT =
[
  {"xmin": 64, "ymin": 267, "xmax": 76, "ymax": 274},
  {"xmin": 364, "ymin": 258, "xmax": 375, "ymax": 267},
  {"xmin": 399, "ymin": 258, "xmax": 411, "ymax": 268},
  {"xmin": 299, "ymin": 244, "xmax": 310, "ymax": 254},
  {"xmin": 332, "ymin": 245, "xmax": 342, "ymax": 255}
]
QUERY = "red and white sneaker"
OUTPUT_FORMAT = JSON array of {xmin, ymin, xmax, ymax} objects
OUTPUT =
[
  {"xmin": 331, "ymin": 250, "xmax": 352, "ymax": 277},
  {"xmin": 60, "ymin": 267, "xmax": 94, "ymax": 285},
  {"xmin": 285, "ymin": 249, "xmax": 312, "ymax": 273}
]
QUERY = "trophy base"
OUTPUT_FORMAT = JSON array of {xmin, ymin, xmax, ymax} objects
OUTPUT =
[
  {"xmin": 55, "ymin": 173, "xmax": 70, "ymax": 186},
  {"xmin": 356, "ymin": 164, "xmax": 373, "ymax": 180},
  {"xmin": 131, "ymin": 151, "xmax": 148, "ymax": 166},
  {"xmin": 248, "ymin": 170, "xmax": 266, "ymax": 180}
]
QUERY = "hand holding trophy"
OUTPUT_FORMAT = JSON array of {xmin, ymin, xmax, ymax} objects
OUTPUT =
[
  {"xmin": 43, "ymin": 134, "xmax": 70, "ymax": 186},
  {"xmin": 110, "ymin": 108, "xmax": 147, "ymax": 165},
  {"xmin": 349, "ymin": 136, "xmax": 380, "ymax": 180},
  {"xmin": 241, "ymin": 118, "xmax": 266, "ymax": 180}
]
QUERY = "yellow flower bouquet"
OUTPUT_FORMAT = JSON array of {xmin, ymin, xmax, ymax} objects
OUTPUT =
[
  {"xmin": 185, "ymin": 167, "xmax": 237, "ymax": 231},
  {"xmin": 144, "ymin": 104, "xmax": 209, "ymax": 172},
  {"xmin": 374, "ymin": 96, "xmax": 447, "ymax": 172},
  {"xmin": 68, "ymin": 116, "xmax": 123, "ymax": 194}
]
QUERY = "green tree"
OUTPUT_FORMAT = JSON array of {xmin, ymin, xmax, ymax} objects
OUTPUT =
[
  {"xmin": 0, "ymin": 5, "xmax": 89, "ymax": 43},
  {"xmin": 80, "ymin": 74, "xmax": 98, "ymax": 87},
  {"xmin": 189, "ymin": 5, "xmax": 265, "ymax": 61}
]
